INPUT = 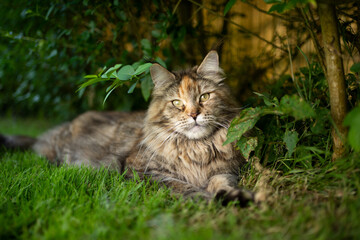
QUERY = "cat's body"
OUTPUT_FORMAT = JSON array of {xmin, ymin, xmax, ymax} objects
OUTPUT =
[{"xmin": 1, "ymin": 51, "xmax": 254, "ymax": 205}]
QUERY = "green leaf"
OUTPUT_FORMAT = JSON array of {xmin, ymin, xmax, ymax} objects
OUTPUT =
[
  {"xmin": 343, "ymin": 106, "xmax": 360, "ymax": 151},
  {"xmin": 103, "ymin": 87, "xmax": 116, "ymax": 106},
  {"xmin": 134, "ymin": 63, "xmax": 152, "ymax": 75},
  {"xmin": 253, "ymin": 92, "xmax": 276, "ymax": 107},
  {"xmin": 84, "ymin": 75, "xmax": 98, "ymax": 79},
  {"xmin": 224, "ymin": 0, "xmax": 237, "ymax": 16},
  {"xmin": 283, "ymin": 130, "xmax": 298, "ymax": 157},
  {"xmin": 77, "ymin": 78, "xmax": 107, "ymax": 91},
  {"xmin": 106, "ymin": 79, "xmax": 121, "ymax": 93},
  {"xmin": 283, "ymin": 0, "xmax": 298, "ymax": 11},
  {"xmin": 224, "ymin": 107, "xmax": 262, "ymax": 145},
  {"xmin": 141, "ymin": 75, "xmax": 154, "ymax": 101},
  {"xmin": 279, "ymin": 95, "xmax": 315, "ymax": 120},
  {"xmin": 131, "ymin": 61, "xmax": 142, "ymax": 70},
  {"xmin": 350, "ymin": 62, "xmax": 360, "ymax": 73},
  {"xmin": 103, "ymin": 64, "xmax": 122, "ymax": 78},
  {"xmin": 236, "ymin": 136, "xmax": 258, "ymax": 160},
  {"xmin": 268, "ymin": 3, "xmax": 286, "ymax": 13},
  {"xmin": 116, "ymin": 65, "xmax": 135, "ymax": 81},
  {"xmin": 127, "ymin": 81, "xmax": 138, "ymax": 94},
  {"xmin": 97, "ymin": 66, "xmax": 107, "ymax": 77}
]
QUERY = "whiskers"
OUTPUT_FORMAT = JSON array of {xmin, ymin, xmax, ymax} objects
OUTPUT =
[
  {"xmin": 203, "ymin": 115, "xmax": 231, "ymax": 130},
  {"xmin": 224, "ymin": 105, "xmax": 249, "ymax": 111},
  {"xmin": 209, "ymin": 121, "xmax": 229, "ymax": 130},
  {"xmin": 136, "ymin": 115, "xmax": 231, "ymax": 174}
]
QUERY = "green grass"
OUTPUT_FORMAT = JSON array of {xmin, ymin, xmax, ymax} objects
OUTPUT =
[
  {"xmin": 1, "ymin": 118, "xmax": 360, "ymax": 239},
  {"xmin": 0, "ymin": 117, "xmax": 59, "ymax": 137}
]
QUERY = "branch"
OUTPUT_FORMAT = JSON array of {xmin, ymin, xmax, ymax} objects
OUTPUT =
[{"xmin": 318, "ymin": 2, "xmax": 348, "ymax": 160}]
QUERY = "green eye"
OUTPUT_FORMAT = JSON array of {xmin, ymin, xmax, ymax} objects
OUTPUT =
[
  {"xmin": 200, "ymin": 93, "xmax": 210, "ymax": 102},
  {"xmin": 172, "ymin": 99, "xmax": 184, "ymax": 108}
]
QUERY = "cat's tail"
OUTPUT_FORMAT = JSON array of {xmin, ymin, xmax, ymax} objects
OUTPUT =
[{"xmin": 0, "ymin": 134, "xmax": 37, "ymax": 151}]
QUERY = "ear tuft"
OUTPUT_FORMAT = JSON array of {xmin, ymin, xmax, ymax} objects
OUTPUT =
[{"xmin": 150, "ymin": 64, "xmax": 175, "ymax": 87}]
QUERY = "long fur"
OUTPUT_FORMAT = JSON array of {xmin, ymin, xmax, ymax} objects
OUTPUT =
[{"xmin": 1, "ymin": 51, "xmax": 254, "ymax": 205}]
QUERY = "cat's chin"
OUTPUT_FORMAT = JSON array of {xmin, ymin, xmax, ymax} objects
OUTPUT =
[{"xmin": 183, "ymin": 125, "xmax": 212, "ymax": 140}]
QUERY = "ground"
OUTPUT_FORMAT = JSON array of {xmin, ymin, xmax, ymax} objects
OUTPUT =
[{"xmin": 0, "ymin": 118, "xmax": 359, "ymax": 239}]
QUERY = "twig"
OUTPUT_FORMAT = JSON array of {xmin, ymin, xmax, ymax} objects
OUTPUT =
[
  {"xmin": 299, "ymin": 6, "xmax": 327, "ymax": 73},
  {"xmin": 172, "ymin": 0, "xmax": 183, "ymax": 15}
]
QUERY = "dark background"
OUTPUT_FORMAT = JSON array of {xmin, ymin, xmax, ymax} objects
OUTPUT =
[{"xmin": 0, "ymin": 0, "xmax": 358, "ymax": 121}]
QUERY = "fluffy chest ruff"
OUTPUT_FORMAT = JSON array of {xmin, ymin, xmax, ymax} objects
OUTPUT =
[{"xmin": 134, "ymin": 127, "xmax": 240, "ymax": 187}]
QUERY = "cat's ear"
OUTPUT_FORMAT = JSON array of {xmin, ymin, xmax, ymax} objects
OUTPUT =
[
  {"xmin": 197, "ymin": 51, "xmax": 224, "ymax": 83},
  {"xmin": 197, "ymin": 50, "xmax": 220, "ymax": 75},
  {"xmin": 150, "ymin": 63, "xmax": 175, "ymax": 87}
]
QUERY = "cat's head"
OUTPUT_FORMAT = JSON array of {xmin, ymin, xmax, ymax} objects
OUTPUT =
[{"xmin": 146, "ymin": 51, "xmax": 237, "ymax": 140}]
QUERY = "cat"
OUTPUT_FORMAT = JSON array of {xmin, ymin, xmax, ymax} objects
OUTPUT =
[{"xmin": 1, "ymin": 51, "xmax": 255, "ymax": 206}]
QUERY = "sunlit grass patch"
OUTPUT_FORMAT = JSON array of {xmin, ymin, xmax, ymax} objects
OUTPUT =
[{"xmin": 1, "ymin": 119, "xmax": 360, "ymax": 239}]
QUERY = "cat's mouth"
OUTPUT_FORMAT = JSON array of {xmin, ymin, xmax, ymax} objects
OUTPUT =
[
  {"xmin": 188, "ymin": 121, "xmax": 203, "ymax": 129},
  {"xmin": 190, "ymin": 124, "xmax": 202, "ymax": 131},
  {"xmin": 182, "ymin": 122, "xmax": 212, "ymax": 139}
]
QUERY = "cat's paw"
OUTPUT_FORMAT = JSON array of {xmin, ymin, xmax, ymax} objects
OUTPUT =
[{"xmin": 215, "ymin": 188, "xmax": 255, "ymax": 207}]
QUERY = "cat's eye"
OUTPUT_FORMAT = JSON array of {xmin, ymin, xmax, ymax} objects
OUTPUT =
[
  {"xmin": 200, "ymin": 93, "xmax": 210, "ymax": 102},
  {"xmin": 172, "ymin": 99, "xmax": 184, "ymax": 108}
]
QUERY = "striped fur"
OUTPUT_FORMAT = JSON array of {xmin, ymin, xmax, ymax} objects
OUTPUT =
[{"xmin": 2, "ymin": 51, "xmax": 254, "ymax": 205}]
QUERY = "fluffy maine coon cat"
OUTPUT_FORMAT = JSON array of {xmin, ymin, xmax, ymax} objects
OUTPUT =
[{"xmin": 1, "ymin": 51, "xmax": 254, "ymax": 206}]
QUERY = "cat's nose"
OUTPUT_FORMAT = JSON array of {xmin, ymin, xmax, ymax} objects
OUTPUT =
[{"xmin": 189, "ymin": 112, "xmax": 199, "ymax": 120}]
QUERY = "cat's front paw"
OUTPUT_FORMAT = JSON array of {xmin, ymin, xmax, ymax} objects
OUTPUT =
[{"xmin": 215, "ymin": 188, "xmax": 255, "ymax": 207}]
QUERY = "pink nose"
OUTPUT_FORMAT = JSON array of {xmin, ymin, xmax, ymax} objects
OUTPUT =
[{"xmin": 189, "ymin": 112, "xmax": 198, "ymax": 119}]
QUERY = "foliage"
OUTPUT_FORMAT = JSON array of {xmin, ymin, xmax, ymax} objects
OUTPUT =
[
  {"xmin": 225, "ymin": 57, "xmax": 333, "ymax": 172},
  {"xmin": 222, "ymin": 0, "xmax": 360, "ymax": 163},
  {"xmin": 350, "ymin": 62, "xmax": 360, "ymax": 73},
  {"xmin": 2, "ymin": 0, "xmax": 358, "ymax": 123},
  {"xmin": 79, "ymin": 62, "xmax": 154, "ymax": 104},
  {"xmin": 224, "ymin": 0, "xmax": 238, "ymax": 16},
  {"xmin": 0, "ymin": 0, "xmax": 190, "ymax": 119},
  {"xmin": 1, "ymin": 1, "xmax": 360, "ymax": 238},
  {"xmin": 226, "ymin": 48, "xmax": 359, "ymax": 166}
]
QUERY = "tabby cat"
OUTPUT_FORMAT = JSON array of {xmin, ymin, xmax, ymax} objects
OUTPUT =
[{"xmin": 1, "ymin": 51, "xmax": 254, "ymax": 206}]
